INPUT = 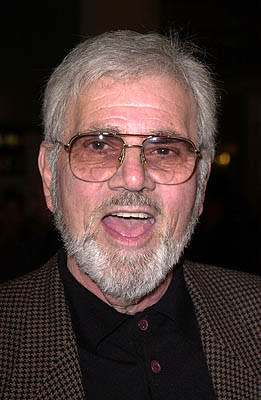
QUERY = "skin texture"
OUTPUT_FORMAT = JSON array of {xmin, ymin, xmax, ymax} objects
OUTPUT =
[{"xmin": 39, "ymin": 74, "xmax": 208, "ymax": 314}]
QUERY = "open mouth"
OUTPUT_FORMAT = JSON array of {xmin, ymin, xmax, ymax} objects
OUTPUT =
[{"xmin": 102, "ymin": 211, "xmax": 156, "ymax": 239}]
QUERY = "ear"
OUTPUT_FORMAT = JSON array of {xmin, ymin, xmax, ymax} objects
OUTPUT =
[
  {"xmin": 198, "ymin": 159, "xmax": 211, "ymax": 217},
  {"xmin": 38, "ymin": 141, "xmax": 54, "ymax": 212}
]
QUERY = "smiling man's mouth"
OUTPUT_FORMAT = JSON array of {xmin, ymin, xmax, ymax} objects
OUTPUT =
[{"xmin": 102, "ymin": 212, "xmax": 156, "ymax": 238}]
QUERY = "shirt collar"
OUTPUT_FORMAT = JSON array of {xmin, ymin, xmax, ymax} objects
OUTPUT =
[{"xmin": 59, "ymin": 249, "xmax": 197, "ymax": 350}]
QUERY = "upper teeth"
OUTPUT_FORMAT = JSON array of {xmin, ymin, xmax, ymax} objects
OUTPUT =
[{"xmin": 111, "ymin": 212, "xmax": 150, "ymax": 219}]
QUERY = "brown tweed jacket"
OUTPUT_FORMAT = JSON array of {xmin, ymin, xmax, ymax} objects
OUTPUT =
[{"xmin": 0, "ymin": 256, "xmax": 260, "ymax": 399}]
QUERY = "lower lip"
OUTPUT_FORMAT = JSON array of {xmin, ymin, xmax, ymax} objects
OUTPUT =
[{"xmin": 101, "ymin": 218, "xmax": 156, "ymax": 247}]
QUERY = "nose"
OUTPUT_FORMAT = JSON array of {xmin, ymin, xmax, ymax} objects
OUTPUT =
[{"xmin": 108, "ymin": 147, "xmax": 156, "ymax": 192}]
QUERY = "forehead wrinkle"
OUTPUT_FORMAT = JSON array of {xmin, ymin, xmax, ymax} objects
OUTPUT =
[
  {"xmin": 84, "ymin": 121, "xmax": 184, "ymax": 136},
  {"xmin": 84, "ymin": 104, "xmax": 178, "ymax": 123},
  {"xmin": 84, "ymin": 98, "xmax": 194, "ymax": 128},
  {"xmin": 72, "ymin": 112, "xmax": 194, "ymax": 141},
  {"xmin": 91, "ymin": 103, "xmax": 173, "ymax": 110},
  {"xmin": 80, "ymin": 104, "xmax": 186, "ymax": 127}
]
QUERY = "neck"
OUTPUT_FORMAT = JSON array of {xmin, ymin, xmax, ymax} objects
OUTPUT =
[{"xmin": 67, "ymin": 255, "xmax": 173, "ymax": 315}]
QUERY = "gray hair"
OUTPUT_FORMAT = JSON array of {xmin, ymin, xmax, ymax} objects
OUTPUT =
[{"xmin": 43, "ymin": 30, "xmax": 218, "ymax": 194}]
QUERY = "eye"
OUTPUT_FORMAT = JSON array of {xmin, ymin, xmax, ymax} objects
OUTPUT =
[
  {"xmin": 153, "ymin": 147, "xmax": 178, "ymax": 156},
  {"xmin": 79, "ymin": 137, "xmax": 112, "ymax": 153},
  {"xmin": 88, "ymin": 140, "xmax": 108, "ymax": 151},
  {"xmin": 79, "ymin": 136, "xmax": 122, "ymax": 158},
  {"xmin": 149, "ymin": 145, "xmax": 180, "ymax": 158}
]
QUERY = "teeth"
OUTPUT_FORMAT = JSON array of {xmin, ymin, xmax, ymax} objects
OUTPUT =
[{"xmin": 111, "ymin": 212, "xmax": 150, "ymax": 219}]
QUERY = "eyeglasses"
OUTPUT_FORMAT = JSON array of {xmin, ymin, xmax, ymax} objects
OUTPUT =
[{"xmin": 55, "ymin": 131, "xmax": 201, "ymax": 185}]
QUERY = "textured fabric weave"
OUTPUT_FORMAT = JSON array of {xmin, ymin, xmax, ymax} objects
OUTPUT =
[
  {"xmin": 184, "ymin": 262, "xmax": 260, "ymax": 399},
  {"xmin": 0, "ymin": 256, "xmax": 260, "ymax": 399},
  {"xmin": 0, "ymin": 258, "xmax": 84, "ymax": 399}
]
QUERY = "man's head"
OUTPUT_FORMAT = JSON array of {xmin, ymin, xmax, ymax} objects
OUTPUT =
[{"xmin": 39, "ymin": 30, "xmax": 217, "ymax": 304}]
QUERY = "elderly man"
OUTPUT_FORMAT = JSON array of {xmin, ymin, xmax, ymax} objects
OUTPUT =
[{"xmin": 0, "ymin": 31, "xmax": 260, "ymax": 399}]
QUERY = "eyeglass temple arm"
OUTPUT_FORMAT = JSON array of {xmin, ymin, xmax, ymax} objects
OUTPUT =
[{"xmin": 55, "ymin": 140, "xmax": 70, "ymax": 152}]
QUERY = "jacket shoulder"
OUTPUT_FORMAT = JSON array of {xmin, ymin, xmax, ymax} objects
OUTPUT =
[
  {"xmin": 183, "ymin": 261, "xmax": 260, "ymax": 301},
  {"xmin": 0, "ymin": 257, "xmax": 60, "ymax": 317},
  {"xmin": 183, "ymin": 261, "xmax": 260, "ymax": 316}
]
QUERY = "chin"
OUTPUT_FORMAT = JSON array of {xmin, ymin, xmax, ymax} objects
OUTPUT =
[{"xmin": 73, "ymin": 233, "xmax": 183, "ymax": 302}]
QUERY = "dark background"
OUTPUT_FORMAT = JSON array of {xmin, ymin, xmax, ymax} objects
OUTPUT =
[{"xmin": 0, "ymin": 0, "xmax": 260, "ymax": 282}]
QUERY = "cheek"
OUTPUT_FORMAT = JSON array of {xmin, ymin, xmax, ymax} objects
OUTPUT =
[
  {"xmin": 161, "ymin": 179, "xmax": 197, "ymax": 233},
  {"xmin": 58, "ymin": 167, "xmax": 105, "ymax": 235}
]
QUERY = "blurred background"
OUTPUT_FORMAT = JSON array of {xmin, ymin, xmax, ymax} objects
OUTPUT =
[{"xmin": 0, "ymin": 0, "xmax": 260, "ymax": 281}]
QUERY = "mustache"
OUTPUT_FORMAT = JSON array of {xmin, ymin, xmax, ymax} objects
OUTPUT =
[{"xmin": 95, "ymin": 191, "xmax": 162, "ymax": 215}]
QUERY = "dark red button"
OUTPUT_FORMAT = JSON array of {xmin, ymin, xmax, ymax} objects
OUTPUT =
[
  {"xmin": 151, "ymin": 360, "xmax": 162, "ymax": 374},
  {"xmin": 138, "ymin": 318, "xmax": 149, "ymax": 331}
]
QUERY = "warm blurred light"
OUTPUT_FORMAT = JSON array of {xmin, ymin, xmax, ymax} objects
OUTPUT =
[
  {"xmin": 0, "ymin": 133, "xmax": 19, "ymax": 147},
  {"xmin": 6, "ymin": 133, "xmax": 19, "ymax": 146},
  {"xmin": 215, "ymin": 151, "xmax": 231, "ymax": 166}
]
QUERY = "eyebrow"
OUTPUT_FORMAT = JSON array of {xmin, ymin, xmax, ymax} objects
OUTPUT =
[
  {"xmin": 77, "ymin": 125, "xmax": 183, "ymax": 138},
  {"xmin": 78, "ymin": 125, "xmax": 121, "ymax": 136},
  {"xmin": 150, "ymin": 130, "xmax": 184, "ymax": 138}
]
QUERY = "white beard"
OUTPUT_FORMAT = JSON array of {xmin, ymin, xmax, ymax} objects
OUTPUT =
[{"xmin": 53, "ymin": 190, "xmax": 199, "ymax": 302}]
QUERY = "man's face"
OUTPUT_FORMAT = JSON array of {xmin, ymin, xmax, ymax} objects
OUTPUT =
[{"xmin": 40, "ymin": 74, "xmax": 204, "ymax": 301}]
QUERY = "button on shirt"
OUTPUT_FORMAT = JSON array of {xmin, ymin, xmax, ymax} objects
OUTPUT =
[{"xmin": 59, "ymin": 250, "xmax": 216, "ymax": 399}]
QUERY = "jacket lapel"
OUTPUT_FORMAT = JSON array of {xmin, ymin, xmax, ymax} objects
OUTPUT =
[
  {"xmin": 183, "ymin": 261, "xmax": 260, "ymax": 399},
  {"xmin": 27, "ymin": 257, "xmax": 85, "ymax": 399}
]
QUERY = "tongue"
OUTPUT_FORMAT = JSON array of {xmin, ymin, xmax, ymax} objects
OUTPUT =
[{"xmin": 103, "ymin": 215, "xmax": 153, "ymax": 238}]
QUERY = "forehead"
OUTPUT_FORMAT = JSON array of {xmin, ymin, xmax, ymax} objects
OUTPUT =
[{"xmin": 66, "ymin": 74, "xmax": 197, "ymax": 140}]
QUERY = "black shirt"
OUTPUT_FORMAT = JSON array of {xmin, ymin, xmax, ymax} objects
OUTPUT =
[{"xmin": 59, "ymin": 250, "xmax": 216, "ymax": 399}]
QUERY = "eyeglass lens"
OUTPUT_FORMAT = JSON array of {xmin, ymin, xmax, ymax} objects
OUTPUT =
[{"xmin": 69, "ymin": 134, "xmax": 198, "ymax": 184}]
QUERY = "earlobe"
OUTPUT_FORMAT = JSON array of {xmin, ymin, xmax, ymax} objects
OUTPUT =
[{"xmin": 38, "ymin": 142, "xmax": 54, "ymax": 212}]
